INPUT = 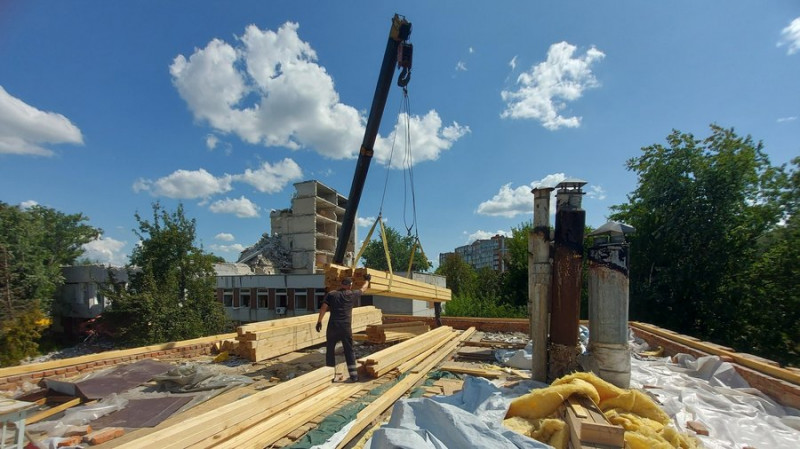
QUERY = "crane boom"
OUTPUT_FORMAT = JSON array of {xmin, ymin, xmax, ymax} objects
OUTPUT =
[{"xmin": 333, "ymin": 14, "xmax": 412, "ymax": 264}]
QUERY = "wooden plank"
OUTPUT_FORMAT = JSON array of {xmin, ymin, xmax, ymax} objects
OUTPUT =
[
  {"xmin": 25, "ymin": 398, "xmax": 82, "ymax": 424},
  {"xmin": 438, "ymin": 362, "xmax": 501, "ymax": 379},
  {"xmin": 565, "ymin": 395, "xmax": 625, "ymax": 448},
  {"xmin": 115, "ymin": 367, "xmax": 335, "ymax": 449},
  {"xmin": 335, "ymin": 327, "xmax": 476, "ymax": 449},
  {"xmin": 0, "ymin": 333, "xmax": 238, "ymax": 379},
  {"xmin": 209, "ymin": 383, "xmax": 363, "ymax": 449},
  {"xmin": 324, "ymin": 265, "xmax": 451, "ymax": 302},
  {"xmin": 629, "ymin": 322, "xmax": 800, "ymax": 387},
  {"xmin": 184, "ymin": 382, "xmax": 330, "ymax": 449}
]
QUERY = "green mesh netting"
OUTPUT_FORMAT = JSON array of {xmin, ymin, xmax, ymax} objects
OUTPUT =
[{"xmin": 286, "ymin": 371, "xmax": 462, "ymax": 448}]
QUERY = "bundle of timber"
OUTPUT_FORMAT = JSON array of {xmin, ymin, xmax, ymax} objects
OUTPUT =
[
  {"xmin": 115, "ymin": 366, "xmax": 360, "ymax": 449},
  {"xmin": 365, "ymin": 321, "xmax": 430, "ymax": 343},
  {"xmin": 237, "ymin": 306, "xmax": 383, "ymax": 362},
  {"xmin": 325, "ymin": 264, "xmax": 451, "ymax": 302},
  {"xmin": 358, "ymin": 326, "xmax": 460, "ymax": 378}
]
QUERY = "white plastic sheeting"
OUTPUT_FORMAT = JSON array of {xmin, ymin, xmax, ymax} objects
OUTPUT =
[
  {"xmin": 630, "ymin": 353, "xmax": 800, "ymax": 449},
  {"xmin": 326, "ymin": 331, "xmax": 800, "ymax": 449},
  {"xmin": 364, "ymin": 376, "xmax": 551, "ymax": 449}
]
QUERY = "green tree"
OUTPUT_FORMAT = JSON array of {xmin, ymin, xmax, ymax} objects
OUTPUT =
[
  {"xmin": 359, "ymin": 226, "xmax": 431, "ymax": 272},
  {"xmin": 610, "ymin": 125, "xmax": 782, "ymax": 342},
  {"xmin": 503, "ymin": 222, "xmax": 531, "ymax": 307},
  {"xmin": 0, "ymin": 203, "xmax": 99, "ymax": 366},
  {"xmin": 735, "ymin": 157, "xmax": 800, "ymax": 366},
  {"xmin": 102, "ymin": 203, "xmax": 228, "ymax": 346},
  {"xmin": 434, "ymin": 253, "xmax": 477, "ymax": 297}
]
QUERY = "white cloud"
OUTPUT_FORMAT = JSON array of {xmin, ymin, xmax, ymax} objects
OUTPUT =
[
  {"xmin": 778, "ymin": 17, "xmax": 800, "ymax": 55},
  {"xmin": 0, "ymin": 86, "xmax": 83, "ymax": 156},
  {"xmin": 357, "ymin": 216, "xmax": 387, "ymax": 228},
  {"xmin": 509, "ymin": 55, "xmax": 518, "ymax": 70},
  {"xmin": 215, "ymin": 232, "xmax": 235, "ymax": 241},
  {"xmin": 82, "ymin": 236, "xmax": 128, "ymax": 266},
  {"xmin": 501, "ymin": 42, "xmax": 605, "ymax": 130},
  {"xmin": 456, "ymin": 61, "xmax": 468, "ymax": 71},
  {"xmin": 465, "ymin": 229, "xmax": 510, "ymax": 244},
  {"xmin": 170, "ymin": 22, "xmax": 466, "ymax": 166},
  {"xmin": 777, "ymin": 116, "xmax": 797, "ymax": 123},
  {"xmin": 206, "ymin": 134, "xmax": 219, "ymax": 149},
  {"xmin": 209, "ymin": 196, "xmax": 260, "ymax": 218},
  {"xmin": 375, "ymin": 112, "xmax": 470, "ymax": 169},
  {"xmin": 586, "ymin": 184, "xmax": 606, "ymax": 201},
  {"xmin": 210, "ymin": 243, "xmax": 246, "ymax": 254},
  {"xmin": 232, "ymin": 158, "xmax": 303, "ymax": 193},
  {"xmin": 476, "ymin": 173, "xmax": 567, "ymax": 218},
  {"xmin": 469, "ymin": 47, "xmax": 474, "ymax": 54},
  {"xmin": 20, "ymin": 200, "xmax": 38, "ymax": 209},
  {"xmin": 133, "ymin": 168, "xmax": 233, "ymax": 199}
]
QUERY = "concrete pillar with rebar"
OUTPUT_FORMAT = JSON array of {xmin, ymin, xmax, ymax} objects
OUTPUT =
[{"xmin": 529, "ymin": 187, "xmax": 554, "ymax": 382}]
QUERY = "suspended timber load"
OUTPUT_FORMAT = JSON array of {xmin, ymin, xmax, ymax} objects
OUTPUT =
[
  {"xmin": 325, "ymin": 264, "xmax": 451, "ymax": 302},
  {"xmin": 237, "ymin": 306, "xmax": 383, "ymax": 362}
]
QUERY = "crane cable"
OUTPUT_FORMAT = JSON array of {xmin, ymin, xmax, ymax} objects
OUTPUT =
[{"xmin": 365, "ymin": 87, "xmax": 424, "ymax": 279}]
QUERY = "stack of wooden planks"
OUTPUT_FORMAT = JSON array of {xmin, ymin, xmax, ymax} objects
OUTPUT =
[
  {"xmin": 325, "ymin": 264, "xmax": 451, "ymax": 302},
  {"xmin": 365, "ymin": 321, "xmax": 430, "ymax": 343},
  {"xmin": 357, "ymin": 326, "xmax": 458, "ymax": 378},
  {"xmin": 237, "ymin": 306, "xmax": 383, "ymax": 362},
  {"xmin": 115, "ymin": 366, "xmax": 359, "ymax": 449}
]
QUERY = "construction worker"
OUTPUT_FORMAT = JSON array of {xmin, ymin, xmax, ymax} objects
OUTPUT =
[{"xmin": 316, "ymin": 274, "xmax": 371, "ymax": 382}]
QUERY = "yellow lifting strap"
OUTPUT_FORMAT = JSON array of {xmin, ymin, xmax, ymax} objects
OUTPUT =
[
  {"xmin": 405, "ymin": 236, "xmax": 427, "ymax": 278},
  {"xmin": 351, "ymin": 215, "xmax": 395, "ymax": 291},
  {"xmin": 352, "ymin": 215, "xmax": 380, "ymax": 270}
]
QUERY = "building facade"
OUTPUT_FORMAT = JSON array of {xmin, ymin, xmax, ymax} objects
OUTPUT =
[
  {"xmin": 268, "ymin": 180, "xmax": 355, "ymax": 274},
  {"xmin": 441, "ymin": 234, "xmax": 508, "ymax": 272}
]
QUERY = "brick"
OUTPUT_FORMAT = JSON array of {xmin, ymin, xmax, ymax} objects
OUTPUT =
[
  {"xmin": 687, "ymin": 420, "xmax": 709, "ymax": 436},
  {"xmin": 58, "ymin": 436, "xmax": 83, "ymax": 447},
  {"xmin": 83, "ymin": 427, "xmax": 124, "ymax": 445},
  {"xmin": 64, "ymin": 425, "xmax": 92, "ymax": 437}
]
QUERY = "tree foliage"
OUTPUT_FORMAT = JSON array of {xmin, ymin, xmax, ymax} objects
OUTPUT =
[
  {"xmin": 435, "ymin": 253, "xmax": 477, "ymax": 297},
  {"xmin": 0, "ymin": 202, "xmax": 99, "ymax": 366},
  {"xmin": 359, "ymin": 225, "xmax": 431, "ymax": 272},
  {"xmin": 503, "ymin": 222, "xmax": 532, "ymax": 307},
  {"xmin": 101, "ymin": 203, "xmax": 228, "ymax": 346},
  {"xmin": 610, "ymin": 125, "xmax": 787, "ymax": 353}
]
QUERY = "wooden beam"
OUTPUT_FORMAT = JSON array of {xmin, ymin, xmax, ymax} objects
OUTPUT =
[
  {"xmin": 335, "ymin": 327, "xmax": 476, "ymax": 449},
  {"xmin": 115, "ymin": 367, "xmax": 334, "ymax": 449},
  {"xmin": 630, "ymin": 322, "xmax": 800, "ymax": 386},
  {"xmin": 25, "ymin": 398, "xmax": 82, "ymax": 425}
]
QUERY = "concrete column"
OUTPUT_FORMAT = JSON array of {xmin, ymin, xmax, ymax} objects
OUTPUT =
[
  {"xmin": 529, "ymin": 187, "xmax": 554, "ymax": 382},
  {"xmin": 585, "ymin": 223, "xmax": 634, "ymax": 388},
  {"xmin": 549, "ymin": 180, "xmax": 586, "ymax": 381}
]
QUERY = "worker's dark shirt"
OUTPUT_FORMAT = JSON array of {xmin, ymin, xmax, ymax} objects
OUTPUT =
[{"xmin": 323, "ymin": 288, "xmax": 362, "ymax": 326}]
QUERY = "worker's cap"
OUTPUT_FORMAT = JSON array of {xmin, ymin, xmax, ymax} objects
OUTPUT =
[{"xmin": 341, "ymin": 277, "xmax": 353, "ymax": 286}]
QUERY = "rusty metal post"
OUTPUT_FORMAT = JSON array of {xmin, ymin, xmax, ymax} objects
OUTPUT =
[
  {"xmin": 584, "ymin": 222, "xmax": 634, "ymax": 388},
  {"xmin": 529, "ymin": 187, "xmax": 554, "ymax": 382},
  {"xmin": 549, "ymin": 179, "xmax": 586, "ymax": 381}
]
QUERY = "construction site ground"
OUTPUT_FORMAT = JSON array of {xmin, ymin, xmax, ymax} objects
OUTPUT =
[
  {"xmin": 3, "ymin": 328, "xmax": 531, "ymax": 448},
  {"xmin": 3, "ymin": 319, "xmax": 800, "ymax": 449}
]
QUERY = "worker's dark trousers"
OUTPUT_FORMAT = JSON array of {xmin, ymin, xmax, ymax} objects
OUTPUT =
[{"xmin": 326, "ymin": 322, "xmax": 358, "ymax": 380}]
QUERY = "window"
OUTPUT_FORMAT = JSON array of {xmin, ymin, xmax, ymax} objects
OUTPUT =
[
  {"xmin": 294, "ymin": 289, "xmax": 308, "ymax": 311},
  {"xmin": 257, "ymin": 289, "xmax": 269, "ymax": 309},
  {"xmin": 240, "ymin": 290, "xmax": 251, "ymax": 308},
  {"xmin": 223, "ymin": 289, "xmax": 233, "ymax": 307},
  {"xmin": 315, "ymin": 289, "xmax": 327, "ymax": 310},
  {"xmin": 276, "ymin": 288, "xmax": 288, "ymax": 308}
]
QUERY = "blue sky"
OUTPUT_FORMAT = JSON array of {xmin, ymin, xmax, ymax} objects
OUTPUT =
[{"xmin": 1, "ymin": 1, "xmax": 799, "ymax": 268}]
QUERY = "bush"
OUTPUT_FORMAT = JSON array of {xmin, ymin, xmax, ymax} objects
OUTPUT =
[{"xmin": 443, "ymin": 293, "xmax": 526, "ymax": 319}]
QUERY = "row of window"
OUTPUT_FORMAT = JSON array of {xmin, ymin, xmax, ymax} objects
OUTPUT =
[{"xmin": 221, "ymin": 288, "xmax": 328, "ymax": 311}]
